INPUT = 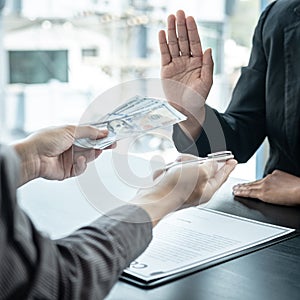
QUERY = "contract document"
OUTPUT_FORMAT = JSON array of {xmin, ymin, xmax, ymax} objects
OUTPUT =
[{"xmin": 121, "ymin": 207, "xmax": 295, "ymax": 287}]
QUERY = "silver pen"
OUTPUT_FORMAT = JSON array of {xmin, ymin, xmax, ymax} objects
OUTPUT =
[{"xmin": 164, "ymin": 151, "xmax": 234, "ymax": 171}]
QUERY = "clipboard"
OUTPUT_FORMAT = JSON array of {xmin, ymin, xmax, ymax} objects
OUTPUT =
[{"xmin": 120, "ymin": 208, "xmax": 297, "ymax": 289}]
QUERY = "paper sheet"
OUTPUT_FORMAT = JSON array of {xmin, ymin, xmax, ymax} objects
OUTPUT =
[{"xmin": 124, "ymin": 208, "xmax": 294, "ymax": 281}]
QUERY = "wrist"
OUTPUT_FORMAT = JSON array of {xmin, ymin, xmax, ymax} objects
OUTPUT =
[
  {"xmin": 179, "ymin": 106, "xmax": 206, "ymax": 141},
  {"xmin": 132, "ymin": 189, "xmax": 183, "ymax": 227},
  {"xmin": 294, "ymin": 181, "xmax": 300, "ymax": 203},
  {"xmin": 13, "ymin": 140, "xmax": 40, "ymax": 186}
]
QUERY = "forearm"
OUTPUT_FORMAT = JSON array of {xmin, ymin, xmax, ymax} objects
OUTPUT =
[
  {"xmin": 54, "ymin": 205, "xmax": 152, "ymax": 299},
  {"xmin": 1, "ymin": 204, "xmax": 152, "ymax": 300}
]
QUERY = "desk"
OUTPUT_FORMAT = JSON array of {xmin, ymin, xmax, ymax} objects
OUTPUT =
[{"xmin": 106, "ymin": 177, "xmax": 300, "ymax": 300}]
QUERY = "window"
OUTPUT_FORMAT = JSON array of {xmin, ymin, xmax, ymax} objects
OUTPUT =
[
  {"xmin": 82, "ymin": 48, "xmax": 98, "ymax": 58},
  {"xmin": 8, "ymin": 50, "xmax": 69, "ymax": 84}
]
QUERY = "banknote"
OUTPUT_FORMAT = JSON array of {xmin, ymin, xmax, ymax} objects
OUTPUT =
[{"xmin": 74, "ymin": 95, "xmax": 187, "ymax": 149}]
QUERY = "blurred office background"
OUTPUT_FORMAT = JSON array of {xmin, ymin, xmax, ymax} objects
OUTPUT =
[
  {"xmin": 0, "ymin": 0, "xmax": 272, "ymax": 180},
  {"xmin": 0, "ymin": 0, "xmax": 274, "ymax": 238},
  {"xmin": 0, "ymin": 1, "xmax": 273, "ymax": 213}
]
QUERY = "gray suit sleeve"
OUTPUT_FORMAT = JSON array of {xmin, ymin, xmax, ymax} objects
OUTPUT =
[{"xmin": 0, "ymin": 144, "xmax": 153, "ymax": 300}]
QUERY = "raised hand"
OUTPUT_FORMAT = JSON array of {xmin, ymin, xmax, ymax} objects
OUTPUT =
[
  {"xmin": 159, "ymin": 10, "xmax": 213, "ymax": 98},
  {"xmin": 159, "ymin": 10, "xmax": 214, "ymax": 139}
]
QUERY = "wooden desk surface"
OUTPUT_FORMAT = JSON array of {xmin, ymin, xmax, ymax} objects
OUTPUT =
[{"xmin": 106, "ymin": 177, "xmax": 300, "ymax": 300}]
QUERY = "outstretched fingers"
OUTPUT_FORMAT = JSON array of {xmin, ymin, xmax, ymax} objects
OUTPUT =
[
  {"xmin": 159, "ymin": 30, "xmax": 171, "ymax": 66},
  {"xmin": 162, "ymin": 11, "xmax": 205, "ymax": 61},
  {"xmin": 176, "ymin": 10, "xmax": 190, "ymax": 56},
  {"xmin": 167, "ymin": 14, "xmax": 180, "ymax": 58},
  {"xmin": 186, "ymin": 16, "xmax": 203, "ymax": 58},
  {"xmin": 233, "ymin": 180, "xmax": 263, "ymax": 199}
]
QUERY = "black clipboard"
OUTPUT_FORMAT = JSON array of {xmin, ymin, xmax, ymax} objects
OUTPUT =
[{"xmin": 120, "ymin": 209, "xmax": 298, "ymax": 289}]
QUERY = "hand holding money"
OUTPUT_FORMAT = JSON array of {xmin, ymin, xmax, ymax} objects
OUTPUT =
[{"xmin": 74, "ymin": 95, "xmax": 187, "ymax": 149}]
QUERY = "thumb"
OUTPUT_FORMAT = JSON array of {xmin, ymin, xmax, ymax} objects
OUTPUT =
[
  {"xmin": 202, "ymin": 48, "xmax": 214, "ymax": 93},
  {"xmin": 75, "ymin": 125, "xmax": 108, "ymax": 140}
]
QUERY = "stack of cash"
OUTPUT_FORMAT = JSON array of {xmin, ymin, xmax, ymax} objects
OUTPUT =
[{"xmin": 74, "ymin": 95, "xmax": 187, "ymax": 149}]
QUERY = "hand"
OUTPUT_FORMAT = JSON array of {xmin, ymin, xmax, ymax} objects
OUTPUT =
[
  {"xmin": 133, "ymin": 155, "xmax": 237, "ymax": 226},
  {"xmin": 14, "ymin": 125, "xmax": 109, "ymax": 186},
  {"xmin": 159, "ymin": 10, "xmax": 214, "ymax": 139},
  {"xmin": 233, "ymin": 170, "xmax": 300, "ymax": 206}
]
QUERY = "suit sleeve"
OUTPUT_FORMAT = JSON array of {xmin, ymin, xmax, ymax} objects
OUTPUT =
[
  {"xmin": 173, "ymin": 2, "xmax": 276, "ymax": 163},
  {"xmin": 0, "ymin": 145, "xmax": 152, "ymax": 300}
]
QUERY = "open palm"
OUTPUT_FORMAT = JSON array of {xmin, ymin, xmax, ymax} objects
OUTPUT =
[{"xmin": 159, "ymin": 10, "xmax": 214, "ymax": 110}]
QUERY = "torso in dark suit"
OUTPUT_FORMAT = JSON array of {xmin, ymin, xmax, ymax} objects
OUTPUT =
[{"xmin": 174, "ymin": 0, "xmax": 300, "ymax": 177}]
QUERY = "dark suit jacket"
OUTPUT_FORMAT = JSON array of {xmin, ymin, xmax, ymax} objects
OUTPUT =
[
  {"xmin": 174, "ymin": 0, "xmax": 300, "ymax": 177},
  {"xmin": 0, "ymin": 145, "xmax": 152, "ymax": 299}
]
